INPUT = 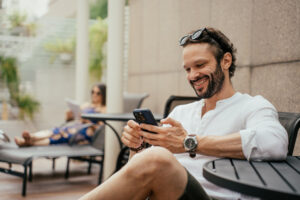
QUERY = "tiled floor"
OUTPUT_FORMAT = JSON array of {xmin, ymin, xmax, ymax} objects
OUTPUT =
[{"xmin": 0, "ymin": 157, "xmax": 100, "ymax": 200}]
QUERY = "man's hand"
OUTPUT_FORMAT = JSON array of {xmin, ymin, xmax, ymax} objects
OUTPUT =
[
  {"xmin": 139, "ymin": 117, "xmax": 188, "ymax": 153},
  {"xmin": 122, "ymin": 120, "xmax": 143, "ymax": 149}
]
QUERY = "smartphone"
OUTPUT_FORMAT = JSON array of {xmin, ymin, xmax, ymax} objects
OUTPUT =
[
  {"xmin": 133, "ymin": 108, "xmax": 158, "ymax": 132},
  {"xmin": 133, "ymin": 108, "xmax": 158, "ymax": 148}
]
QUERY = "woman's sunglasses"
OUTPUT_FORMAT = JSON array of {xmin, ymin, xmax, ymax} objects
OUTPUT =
[{"xmin": 91, "ymin": 90, "xmax": 101, "ymax": 96}]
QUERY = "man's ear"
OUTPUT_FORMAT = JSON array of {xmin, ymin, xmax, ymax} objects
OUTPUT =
[{"xmin": 221, "ymin": 52, "xmax": 232, "ymax": 70}]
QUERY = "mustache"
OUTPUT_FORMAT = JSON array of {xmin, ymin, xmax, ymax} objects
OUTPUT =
[{"xmin": 190, "ymin": 75, "xmax": 210, "ymax": 84}]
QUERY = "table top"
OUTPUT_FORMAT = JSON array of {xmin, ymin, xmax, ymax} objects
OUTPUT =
[
  {"xmin": 202, "ymin": 156, "xmax": 300, "ymax": 199},
  {"xmin": 82, "ymin": 113, "xmax": 163, "ymax": 122}
]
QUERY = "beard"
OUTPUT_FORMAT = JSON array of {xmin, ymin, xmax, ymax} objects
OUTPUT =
[{"xmin": 190, "ymin": 63, "xmax": 225, "ymax": 99}]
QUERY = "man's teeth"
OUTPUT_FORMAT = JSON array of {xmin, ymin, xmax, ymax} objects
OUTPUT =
[{"xmin": 194, "ymin": 78, "xmax": 207, "ymax": 85}]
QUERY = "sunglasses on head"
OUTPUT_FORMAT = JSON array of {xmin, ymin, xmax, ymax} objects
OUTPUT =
[
  {"xmin": 91, "ymin": 90, "xmax": 101, "ymax": 96},
  {"xmin": 179, "ymin": 28, "xmax": 207, "ymax": 46},
  {"xmin": 179, "ymin": 28, "xmax": 227, "ymax": 52}
]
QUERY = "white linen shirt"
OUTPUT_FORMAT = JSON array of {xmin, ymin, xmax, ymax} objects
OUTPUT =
[{"xmin": 168, "ymin": 92, "xmax": 288, "ymax": 200}]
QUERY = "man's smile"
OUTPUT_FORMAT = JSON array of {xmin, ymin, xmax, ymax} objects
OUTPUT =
[{"xmin": 191, "ymin": 76, "xmax": 209, "ymax": 90}]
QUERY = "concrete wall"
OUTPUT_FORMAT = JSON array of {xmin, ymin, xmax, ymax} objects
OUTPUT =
[
  {"xmin": 126, "ymin": 0, "xmax": 300, "ymax": 155},
  {"xmin": 127, "ymin": 0, "xmax": 300, "ymax": 115}
]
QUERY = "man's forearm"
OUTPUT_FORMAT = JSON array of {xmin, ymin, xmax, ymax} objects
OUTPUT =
[{"xmin": 196, "ymin": 132, "xmax": 245, "ymax": 159}]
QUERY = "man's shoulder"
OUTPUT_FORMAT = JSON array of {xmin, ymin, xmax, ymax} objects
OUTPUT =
[{"xmin": 238, "ymin": 93, "xmax": 276, "ymax": 112}]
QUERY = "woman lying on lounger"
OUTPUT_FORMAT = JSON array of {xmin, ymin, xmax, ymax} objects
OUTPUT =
[{"xmin": 14, "ymin": 83, "xmax": 106, "ymax": 147}]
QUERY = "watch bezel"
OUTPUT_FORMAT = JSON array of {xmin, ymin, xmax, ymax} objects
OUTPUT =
[{"xmin": 184, "ymin": 134, "xmax": 198, "ymax": 152}]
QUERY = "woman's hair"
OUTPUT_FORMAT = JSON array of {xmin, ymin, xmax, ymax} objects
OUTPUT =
[{"xmin": 94, "ymin": 83, "xmax": 106, "ymax": 106}]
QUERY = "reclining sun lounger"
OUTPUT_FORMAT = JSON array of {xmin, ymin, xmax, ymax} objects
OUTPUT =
[
  {"xmin": 0, "ymin": 125, "xmax": 105, "ymax": 197},
  {"xmin": 0, "ymin": 92, "xmax": 149, "ymax": 196}
]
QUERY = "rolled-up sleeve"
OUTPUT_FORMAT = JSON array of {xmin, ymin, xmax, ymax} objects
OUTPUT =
[{"xmin": 240, "ymin": 97, "xmax": 288, "ymax": 161}]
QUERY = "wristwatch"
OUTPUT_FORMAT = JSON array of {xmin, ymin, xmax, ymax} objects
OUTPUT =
[{"xmin": 183, "ymin": 134, "xmax": 198, "ymax": 158}]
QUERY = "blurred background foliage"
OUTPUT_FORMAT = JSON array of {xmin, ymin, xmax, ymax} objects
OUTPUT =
[
  {"xmin": 8, "ymin": 11, "xmax": 37, "ymax": 36},
  {"xmin": 89, "ymin": 17, "xmax": 107, "ymax": 81},
  {"xmin": 90, "ymin": 0, "xmax": 108, "ymax": 19},
  {"xmin": 0, "ymin": 55, "xmax": 40, "ymax": 120}
]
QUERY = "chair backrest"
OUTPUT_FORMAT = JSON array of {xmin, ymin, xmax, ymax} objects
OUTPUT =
[
  {"xmin": 123, "ymin": 93, "xmax": 149, "ymax": 112},
  {"xmin": 278, "ymin": 112, "xmax": 300, "ymax": 155},
  {"xmin": 163, "ymin": 95, "xmax": 200, "ymax": 118}
]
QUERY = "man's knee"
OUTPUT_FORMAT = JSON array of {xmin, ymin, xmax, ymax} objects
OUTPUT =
[{"xmin": 125, "ymin": 147, "xmax": 178, "ymax": 180}]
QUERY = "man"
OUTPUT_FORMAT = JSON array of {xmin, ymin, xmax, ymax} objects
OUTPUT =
[{"xmin": 80, "ymin": 27, "xmax": 288, "ymax": 200}]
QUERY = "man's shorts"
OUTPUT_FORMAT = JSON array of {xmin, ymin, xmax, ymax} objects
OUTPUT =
[{"xmin": 179, "ymin": 170, "xmax": 215, "ymax": 200}]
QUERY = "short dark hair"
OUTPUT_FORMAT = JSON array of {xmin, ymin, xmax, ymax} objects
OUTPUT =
[{"xmin": 181, "ymin": 27, "xmax": 237, "ymax": 78}]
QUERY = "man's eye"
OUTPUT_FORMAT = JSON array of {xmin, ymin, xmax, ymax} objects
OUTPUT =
[
  {"xmin": 185, "ymin": 68, "xmax": 191, "ymax": 72},
  {"xmin": 196, "ymin": 64, "xmax": 204, "ymax": 68}
]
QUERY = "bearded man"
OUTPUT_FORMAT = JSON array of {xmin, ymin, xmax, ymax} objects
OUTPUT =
[{"xmin": 80, "ymin": 27, "xmax": 288, "ymax": 200}]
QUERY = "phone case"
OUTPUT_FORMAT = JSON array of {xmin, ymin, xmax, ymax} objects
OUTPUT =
[{"xmin": 133, "ymin": 108, "xmax": 158, "ymax": 126}]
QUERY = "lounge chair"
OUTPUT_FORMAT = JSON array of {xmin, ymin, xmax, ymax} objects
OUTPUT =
[{"xmin": 0, "ymin": 92, "xmax": 149, "ymax": 196}]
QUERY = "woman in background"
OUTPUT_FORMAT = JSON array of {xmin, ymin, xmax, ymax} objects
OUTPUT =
[{"xmin": 14, "ymin": 83, "xmax": 106, "ymax": 147}]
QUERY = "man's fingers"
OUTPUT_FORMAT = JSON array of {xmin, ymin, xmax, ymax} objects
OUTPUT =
[
  {"xmin": 127, "ymin": 120, "xmax": 140, "ymax": 129},
  {"xmin": 160, "ymin": 117, "xmax": 182, "ymax": 127},
  {"xmin": 122, "ymin": 131, "xmax": 141, "ymax": 143},
  {"xmin": 123, "ymin": 125, "xmax": 140, "ymax": 138},
  {"xmin": 121, "ymin": 135, "xmax": 142, "ymax": 148},
  {"xmin": 143, "ymin": 137, "xmax": 161, "ymax": 146},
  {"xmin": 139, "ymin": 123, "xmax": 162, "ymax": 134},
  {"xmin": 139, "ymin": 130, "xmax": 161, "ymax": 140}
]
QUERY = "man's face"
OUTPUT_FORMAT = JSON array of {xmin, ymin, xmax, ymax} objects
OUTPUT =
[{"xmin": 182, "ymin": 43, "xmax": 225, "ymax": 99}]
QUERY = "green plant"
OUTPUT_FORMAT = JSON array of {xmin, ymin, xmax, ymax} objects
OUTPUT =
[
  {"xmin": 7, "ymin": 11, "xmax": 37, "ymax": 36},
  {"xmin": 44, "ymin": 38, "xmax": 75, "ymax": 54},
  {"xmin": 44, "ymin": 38, "xmax": 75, "ymax": 63},
  {"xmin": 89, "ymin": 17, "xmax": 107, "ymax": 80},
  {"xmin": 8, "ymin": 12, "xmax": 27, "ymax": 28},
  {"xmin": 90, "ymin": 0, "xmax": 108, "ymax": 19},
  {"xmin": 0, "ymin": 56, "xmax": 20, "ymax": 102},
  {"xmin": 15, "ymin": 94, "xmax": 40, "ymax": 120},
  {"xmin": 0, "ymin": 55, "xmax": 40, "ymax": 120},
  {"xmin": 89, "ymin": 0, "xmax": 129, "ymax": 19}
]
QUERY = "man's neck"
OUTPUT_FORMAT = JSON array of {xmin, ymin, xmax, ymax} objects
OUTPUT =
[{"xmin": 203, "ymin": 81, "xmax": 235, "ymax": 116}]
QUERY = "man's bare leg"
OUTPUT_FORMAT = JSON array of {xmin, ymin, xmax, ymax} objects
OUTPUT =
[{"xmin": 79, "ymin": 147, "xmax": 188, "ymax": 200}]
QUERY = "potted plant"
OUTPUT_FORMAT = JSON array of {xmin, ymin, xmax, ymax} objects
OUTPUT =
[
  {"xmin": 44, "ymin": 38, "xmax": 75, "ymax": 64},
  {"xmin": 8, "ymin": 12, "xmax": 27, "ymax": 36},
  {"xmin": 7, "ymin": 12, "xmax": 37, "ymax": 37},
  {"xmin": 0, "ymin": 55, "xmax": 40, "ymax": 120}
]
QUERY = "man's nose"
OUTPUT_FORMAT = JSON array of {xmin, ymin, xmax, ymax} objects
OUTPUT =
[{"xmin": 188, "ymin": 68, "xmax": 201, "ymax": 80}]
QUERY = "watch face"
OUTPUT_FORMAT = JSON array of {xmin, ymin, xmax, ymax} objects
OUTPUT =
[{"xmin": 185, "ymin": 138, "xmax": 196, "ymax": 149}]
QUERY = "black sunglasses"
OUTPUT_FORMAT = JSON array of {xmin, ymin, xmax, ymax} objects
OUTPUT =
[
  {"xmin": 179, "ymin": 28, "xmax": 207, "ymax": 46},
  {"xmin": 91, "ymin": 90, "xmax": 101, "ymax": 96},
  {"xmin": 179, "ymin": 28, "xmax": 227, "ymax": 52}
]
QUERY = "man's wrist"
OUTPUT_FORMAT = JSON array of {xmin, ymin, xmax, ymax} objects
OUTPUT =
[
  {"xmin": 129, "ymin": 142, "xmax": 150, "ymax": 152},
  {"xmin": 130, "ymin": 145, "xmax": 144, "ymax": 152},
  {"xmin": 183, "ymin": 134, "xmax": 198, "ymax": 158}
]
